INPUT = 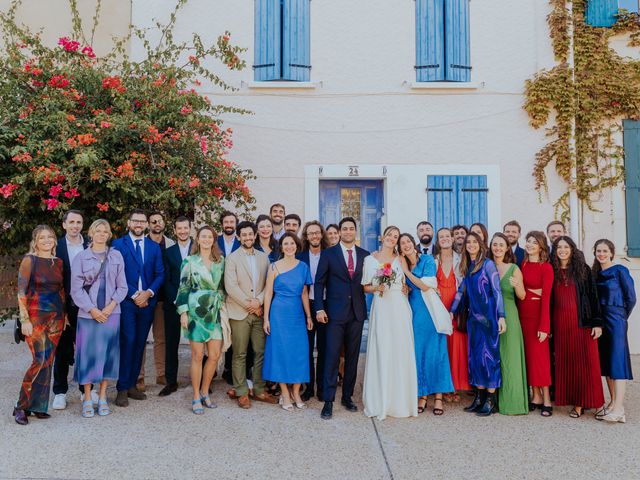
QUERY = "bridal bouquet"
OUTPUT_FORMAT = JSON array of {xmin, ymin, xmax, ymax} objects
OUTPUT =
[{"xmin": 374, "ymin": 263, "xmax": 396, "ymax": 297}]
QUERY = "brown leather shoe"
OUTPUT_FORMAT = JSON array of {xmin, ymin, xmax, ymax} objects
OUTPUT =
[
  {"xmin": 238, "ymin": 395, "xmax": 251, "ymax": 409},
  {"xmin": 227, "ymin": 388, "xmax": 238, "ymax": 400},
  {"xmin": 127, "ymin": 387, "xmax": 147, "ymax": 400},
  {"xmin": 156, "ymin": 375, "xmax": 166, "ymax": 386},
  {"xmin": 115, "ymin": 390, "xmax": 129, "ymax": 407},
  {"xmin": 252, "ymin": 391, "xmax": 278, "ymax": 404},
  {"xmin": 136, "ymin": 378, "xmax": 146, "ymax": 392}
]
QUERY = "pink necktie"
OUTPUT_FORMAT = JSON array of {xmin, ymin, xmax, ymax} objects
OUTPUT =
[{"xmin": 347, "ymin": 249, "xmax": 354, "ymax": 279}]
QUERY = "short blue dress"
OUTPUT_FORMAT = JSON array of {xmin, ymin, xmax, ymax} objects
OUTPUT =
[{"xmin": 263, "ymin": 261, "xmax": 313, "ymax": 383}]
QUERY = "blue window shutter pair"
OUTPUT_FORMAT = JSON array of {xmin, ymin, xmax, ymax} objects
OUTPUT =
[
  {"xmin": 254, "ymin": 0, "xmax": 310, "ymax": 81},
  {"xmin": 415, "ymin": 0, "xmax": 470, "ymax": 82},
  {"xmin": 623, "ymin": 120, "xmax": 640, "ymax": 257},
  {"xmin": 586, "ymin": 0, "xmax": 619, "ymax": 27},
  {"xmin": 427, "ymin": 175, "xmax": 488, "ymax": 232}
]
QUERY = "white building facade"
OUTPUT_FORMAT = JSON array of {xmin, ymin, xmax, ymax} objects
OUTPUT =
[{"xmin": 131, "ymin": 0, "xmax": 640, "ymax": 352}]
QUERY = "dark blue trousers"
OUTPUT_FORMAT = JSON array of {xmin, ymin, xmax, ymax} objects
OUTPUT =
[{"xmin": 117, "ymin": 299, "xmax": 154, "ymax": 391}]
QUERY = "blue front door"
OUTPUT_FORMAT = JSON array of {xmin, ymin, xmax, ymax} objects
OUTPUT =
[
  {"xmin": 427, "ymin": 175, "xmax": 488, "ymax": 231},
  {"xmin": 319, "ymin": 180, "xmax": 384, "ymax": 253}
]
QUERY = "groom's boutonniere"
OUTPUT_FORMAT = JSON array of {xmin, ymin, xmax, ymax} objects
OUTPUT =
[{"xmin": 374, "ymin": 262, "xmax": 396, "ymax": 297}]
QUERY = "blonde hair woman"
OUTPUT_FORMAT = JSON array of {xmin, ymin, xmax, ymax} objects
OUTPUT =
[
  {"xmin": 70, "ymin": 219, "xmax": 128, "ymax": 417},
  {"xmin": 14, "ymin": 225, "xmax": 65, "ymax": 426}
]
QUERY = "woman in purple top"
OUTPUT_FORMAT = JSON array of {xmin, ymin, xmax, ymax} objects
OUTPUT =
[
  {"xmin": 450, "ymin": 232, "xmax": 507, "ymax": 417},
  {"xmin": 71, "ymin": 219, "xmax": 127, "ymax": 417}
]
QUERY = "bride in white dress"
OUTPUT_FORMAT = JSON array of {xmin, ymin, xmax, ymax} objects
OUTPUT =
[{"xmin": 361, "ymin": 226, "xmax": 418, "ymax": 420}]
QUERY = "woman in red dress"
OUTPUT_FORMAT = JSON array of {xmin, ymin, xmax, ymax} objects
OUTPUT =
[
  {"xmin": 434, "ymin": 228, "xmax": 471, "ymax": 400},
  {"xmin": 518, "ymin": 231, "xmax": 554, "ymax": 416},
  {"xmin": 551, "ymin": 236, "xmax": 604, "ymax": 418}
]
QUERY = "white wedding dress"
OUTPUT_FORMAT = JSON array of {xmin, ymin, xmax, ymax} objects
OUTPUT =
[{"xmin": 362, "ymin": 256, "xmax": 418, "ymax": 420}]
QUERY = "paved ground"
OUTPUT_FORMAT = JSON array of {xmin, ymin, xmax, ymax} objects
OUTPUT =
[{"xmin": 0, "ymin": 331, "xmax": 639, "ymax": 480}]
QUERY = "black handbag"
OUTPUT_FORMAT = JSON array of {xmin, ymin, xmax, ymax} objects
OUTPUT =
[
  {"xmin": 14, "ymin": 254, "xmax": 35, "ymax": 344},
  {"xmin": 455, "ymin": 291, "xmax": 469, "ymax": 333}
]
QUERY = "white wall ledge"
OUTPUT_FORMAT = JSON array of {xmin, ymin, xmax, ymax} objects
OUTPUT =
[
  {"xmin": 245, "ymin": 81, "xmax": 317, "ymax": 89},
  {"xmin": 409, "ymin": 81, "xmax": 480, "ymax": 90}
]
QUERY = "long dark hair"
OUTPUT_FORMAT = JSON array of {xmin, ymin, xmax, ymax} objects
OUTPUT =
[
  {"xmin": 551, "ymin": 236, "xmax": 588, "ymax": 283},
  {"xmin": 256, "ymin": 214, "xmax": 278, "ymax": 253},
  {"xmin": 459, "ymin": 232, "xmax": 487, "ymax": 276},
  {"xmin": 470, "ymin": 223, "xmax": 489, "ymax": 248},
  {"xmin": 301, "ymin": 220, "xmax": 328, "ymax": 251},
  {"xmin": 398, "ymin": 233, "xmax": 419, "ymax": 270},
  {"xmin": 432, "ymin": 227, "xmax": 453, "ymax": 258},
  {"xmin": 524, "ymin": 230, "xmax": 550, "ymax": 263},
  {"xmin": 592, "ymin": 238, "xmax": 615, "ymax": 275},
  {"xmin": 488, "ymin": 232, "xmax": 516, "ymax": 265}
]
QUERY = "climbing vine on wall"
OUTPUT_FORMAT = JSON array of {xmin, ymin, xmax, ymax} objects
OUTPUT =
[{"xmin": 524, "ymin": 0, "xmax": 640, "ymax": 220}]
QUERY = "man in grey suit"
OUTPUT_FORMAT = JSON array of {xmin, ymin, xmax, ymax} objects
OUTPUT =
[{"xmin": 224, "ymin": 221, "xmax": 278, "ymax": 409}]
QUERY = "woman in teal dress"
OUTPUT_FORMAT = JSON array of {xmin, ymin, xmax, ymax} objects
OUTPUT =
[
  {"xmin": 399, "ymin": 233, "xmax": 453, "ymax": 415},
  {"xmin": 175, "ymin": 226, "xmax": 226, "ymax": 414},
  {"xmin": 489, "ymin": 233, "xmax": 529, "ymax": 415}
]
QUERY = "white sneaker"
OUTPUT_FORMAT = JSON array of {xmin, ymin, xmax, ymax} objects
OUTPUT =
[{"xmin": 52, "ymin": 393, "xmax": 67, "ymax": 410}]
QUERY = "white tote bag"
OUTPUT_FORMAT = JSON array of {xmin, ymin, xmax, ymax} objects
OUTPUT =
[{"xmin": 420, "ymin": 277, "xmax": 453, "ymax": 336}]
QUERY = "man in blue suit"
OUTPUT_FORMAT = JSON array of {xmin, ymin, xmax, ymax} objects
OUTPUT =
[
  {"xmin": 314, "ymin": 217, "xmax": 369, "ymax": 420},
  {"xmin": 112, "ymin": 209, "xmax": 165, "ymax": 407},
  {"xmin": 503, "ymin": 220, "xmax": 525, "ymax": 265},
  {"xmin": 297, "ymin": 220, "xmax": 328, "ymax": 402},
  {"xmin": 217, "ymin": 210, "xmax": 240, "ymax": 258}
]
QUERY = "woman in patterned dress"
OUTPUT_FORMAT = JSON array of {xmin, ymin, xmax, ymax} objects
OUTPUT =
[
  {"xmin": 175, "ymin": 226, "xmax": 226, "ymax": 414},
  {"xmin": 13, "ymin": 225, "xmax": 65, "ymax": 426}
]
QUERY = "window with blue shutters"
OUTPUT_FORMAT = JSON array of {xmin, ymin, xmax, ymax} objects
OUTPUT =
[
  {"xmin": 586, "ymin": 0, "xmax": 639, "ymax": 27},
  {"xmin": 415, "ymin": 0, "xmax": 471, "ymax": 82},
  {"xmin": 254, "ymin": 0, "xmax": 311, "ymax": 81},
  {"xmin": 427, "ymin": 175, "xmax": 488, "ymax": 231},
  {"xmin": 623, "ymin": 120, "xmax": 640, "ymax": 257}
]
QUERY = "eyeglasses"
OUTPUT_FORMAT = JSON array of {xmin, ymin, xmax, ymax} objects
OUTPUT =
[
  {"xmin": 150, "ymin": 220, "xmax": 164, "ymax": 225},
  {"xmin": 307, "ymin": 231, "xmax": 322, "ymax": 237}
]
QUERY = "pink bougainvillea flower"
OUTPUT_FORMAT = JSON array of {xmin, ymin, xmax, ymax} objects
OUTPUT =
[
  {"xmin": 188, "ymin": 178, "xmax": 200, "ymax": 188},
  {"xmin": 48, "ymin": 184, "xmax": 63, "ymax": 197},
  {"xmin": 12, "ymin": 152, "xmax": 32, "ymax": 163},
  {"xmin": 180, "ymin": 105, "xmax": 192, "ymax": 115},
  {"xmin": 100, "ymin": 120, "xmax": 111, "ymax": 128},
  {"xmin": 199, "ymin": 136, "xmax": 208, "ymax": 155},
  {"xmin": 81, "ymin": 45, "xmax": 96, "ymax": 58},
  {"xmin": 44, "ymin": 198, "xmax": 60, "ymax": 210},
  {"xmin": 0, "ymin": 183, "xmax": 18, "ymax": 198},
  {"xmin": 64, "ymin": 188, "xmax": 80, "ymax": 199},
  {"xmin": 97, "ymin": 202, "xmax": 109, "ymax": 212},
  {"xmin": 58, "ymin": 37, "xmax": 80, "ymax": 52}
]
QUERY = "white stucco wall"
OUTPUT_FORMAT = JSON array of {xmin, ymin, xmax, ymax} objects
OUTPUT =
[{"xmin": 131, "ymin": 0, "xmax": 640, "ymax": 353}]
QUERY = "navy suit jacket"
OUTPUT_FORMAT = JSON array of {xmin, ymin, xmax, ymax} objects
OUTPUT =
[
  {"xmin": 217, "ymin": 235, "xmax": 240, "ymax": 257},
  {"xmin": 514, "ymin": 245, "xmax": 525, "ymax": 266},
  {"xmin": 163, "ymin": 240, "xmax": 191, "ymax": 310},
  {"xmin": 314, "ymin": 244, "xmax": 369, "ymax": 323},
  {"xmin": 112, "ymin": 235, "xmax": 165, "ymax": 307},
  {"xmin": 297, "ymin": 250, "xmax": 310, "ymax": 267},
  {"xmin": 56, "ymin": 235, "xmax": 89, "ymax": 302}
]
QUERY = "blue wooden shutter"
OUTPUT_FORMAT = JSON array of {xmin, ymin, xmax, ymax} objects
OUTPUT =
[
  {"xmin": 282, "ymin": 0, "xmax": 311, "ymax": 81},
  {"xmin": 623, "ymin": 120, "xmax": 640, "ymax": 256},
  {"xmin": 415, "ymin": 0, "xmax": 445, "ymax": 82},
  {"xmin": 319, "ymin": 181, "xmax": 340, "ymax": 228},
  {"xmin": 444, "ymin": 0, "xmax": 471, "ymax": 82},
  {"xmin": 427, "ymin": 175, "xmax": 487, "ymax": 230},
  {"xmin": 362, "ymin": 183, "xmax": 384, "ymax": 253},
  {"xmin": 254, "ymin": 0, "xmax": 281, "ymax": 81},
  {"xmin": 586, "ymin": 0, "xmax": 618, "ymax": 27}
]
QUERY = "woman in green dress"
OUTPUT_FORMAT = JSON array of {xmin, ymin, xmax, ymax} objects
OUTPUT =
[
  {"xmin": 176, "ymin": 226, "xmax": 226, "ymax": 414},
  {"xmin": 489, "ymin": 233, "xmax": 529, "ymax": 415}
]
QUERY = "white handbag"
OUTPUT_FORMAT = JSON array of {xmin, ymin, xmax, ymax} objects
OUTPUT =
[{"xmin": 420, "ymin": 276, "xmax": 453, "ymax": 336}]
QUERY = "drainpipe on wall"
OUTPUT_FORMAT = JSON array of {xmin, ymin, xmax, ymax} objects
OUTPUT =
[{"xmin": 566, "ymin": 0, "xmax": 582, "ymax": 247}]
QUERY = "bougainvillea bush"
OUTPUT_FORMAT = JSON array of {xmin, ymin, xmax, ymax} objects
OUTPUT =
[{"xmin": 0, "ymin": 0, "xmax": 255, "ymax": 255}]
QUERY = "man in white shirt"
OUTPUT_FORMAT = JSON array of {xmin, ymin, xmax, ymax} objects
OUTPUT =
[
  {"xmin": 270, "ymin": 203, "xmax": 286, "ymax": 241},
  {"xmin": 417, "ymin": 221, "xmax": 434, "ymax": 255},
  {"xmin": 52, "ymin": 210, "xmax": 89, "ymax": 410},
  {"xmin": 297, "ymin": 220, "xmax": 328, "ymax": 402}
]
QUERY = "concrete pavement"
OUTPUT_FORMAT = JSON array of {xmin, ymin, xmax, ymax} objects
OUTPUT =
[{"xmin": 0, "ymin": 332, "xmax": 638, "ymax": 480}]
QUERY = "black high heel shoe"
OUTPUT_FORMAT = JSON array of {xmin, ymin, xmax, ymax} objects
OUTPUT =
[
  {"xmin": 12, "ymin": 407, "xmax": 28, "ymax": 426},
  {"xmin": 476, "ymin": 391, "xmax": 497, "ymax": 417},
  {"xmin": 464, "ymin": 390, "xmax": 486, "ymax": 413}
]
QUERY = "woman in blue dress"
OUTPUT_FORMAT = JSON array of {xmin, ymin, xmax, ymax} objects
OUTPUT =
[
  {"xmin": 399, "ymin": 234, "xmax": 453, "ymax": 415},
  {"xmin": 263, "ymin": 232, "xmax": 313, "ymax": 411},
  {"xmin": 593, "ymin": 239, "xmax": 636, "ymax": 423},
  {"xmin": 450, "ymin": 232, "xmax": 506, "ymax": 417}
]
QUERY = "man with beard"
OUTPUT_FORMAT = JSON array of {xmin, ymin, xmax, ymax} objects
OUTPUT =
[
  {"xmin": 297, "ymin": 221, "xmax": 329, "ymax": 402},
  {"xmin": 451, "ymin": 224, "xmax": 468, "ymax": 254},
  {"xmin": 112, "ymin": 209, "xmax": 165, "ymax": 407},
  {"xmin": 270, "ymin": 203, "xmax": 286, "ymax": 241},
  {"xmin": 159, "ymin": 216, "xmax": 192, "ymax": 397},
  {"xmin": 224, "ymin": 221, "xmax": 278, "ymax": 408},
  {"xmin": 217, "ymin": 210, "xmax": 240, "ymax": 258},
  {"xmin": 284, "ymin": 213, "xmax": 302, "ymax": 236},
  {"xmin": 136, "ymin": 212, "xmax": 176, "ymax": 391},
  {"xmin": 503, "ymin": 220, "xmax": 525, "ymax": 265},
  {"xmin": 546, "ymin": 220, "xmax": 566, "ymax": 250},
  {"xmin": 416, "ymin": 221, "xmax": 434, "ymax": 254}
]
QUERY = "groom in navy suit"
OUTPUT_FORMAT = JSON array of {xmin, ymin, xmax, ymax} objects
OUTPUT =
[
  {"xmin": 314, "ymin": 217, "xmax": 369, "ymax": 420},
  {"xmin": 112, "ymin": 209, "xmax": 165, "ymax": 407}
]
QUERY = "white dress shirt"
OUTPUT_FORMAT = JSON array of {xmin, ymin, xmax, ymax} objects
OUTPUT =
[
  {"xmin": 178, "ymin": 240, "xmax": 191, "ymax": 261},
  {"xmin": 223, "ymin": 236, "xmax": 236, "ymax": 257},
  {"xmin": 66, "ymin": 235, "xmax": 85, "ymax": 266},
  {"xmin": 129, "ymin": 232, "xmax": 151, "ymax": 295},
  {"xmin": 273, "ymin": 228, "xmax": 285, "ymax": 241},
  {"xmin": 245, "ymin": 249, "xmax": 258, "ymax": 295},
  {"xmin": 340, "ymin": 242, "xmax": 357, "ymax": 268},
  {"xmin": 420, "ymin": 244, "xmax": 433, "ymax": 255},
  {"xmin": 308, "ymin": 250, "xmax": 321, "ymax": 301}
]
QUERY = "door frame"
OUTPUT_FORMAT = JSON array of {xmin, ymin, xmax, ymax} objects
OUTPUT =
[{"xmin": 305, "ymin": 164, "xmax": 501, "ymax": 235}]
